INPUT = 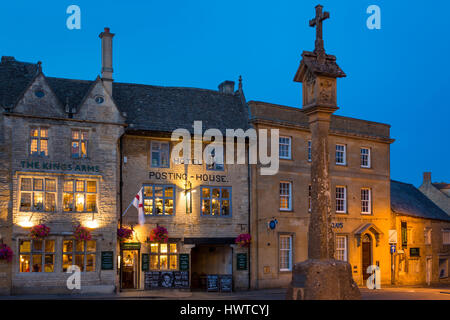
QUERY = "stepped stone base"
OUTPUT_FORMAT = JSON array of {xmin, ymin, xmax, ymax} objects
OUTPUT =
[{"xmin": 286, "ymin": 259, "xmax": 361, "ymax": 300}]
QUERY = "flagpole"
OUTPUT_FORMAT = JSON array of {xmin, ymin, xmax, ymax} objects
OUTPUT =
[{"xmin": 121, "ymin": 200, "xmax": 134, "ymax": 217}]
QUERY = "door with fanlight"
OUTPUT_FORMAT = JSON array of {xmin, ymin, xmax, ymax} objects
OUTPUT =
[{"xmin": 362, "ymin": 234, "xmax": 373, "ymax": 281}]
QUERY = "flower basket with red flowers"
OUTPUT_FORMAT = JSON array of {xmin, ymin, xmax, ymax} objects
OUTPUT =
[
  {"xmin": 74, "ymin": 224, "xmax": 92, "ymax": 241},
  {"xmin": 149, "ymin": 226, "xmax": 169, "ymax": 243},
  {"xmin": 235, "ymin": 233, "xmax": 251, "ymax": 248},
  {"xmin": 30, "ymin": 224, "xmax": 50, "ymax": 239},
  {"xmin": 117, "ymin": 227, "xmax": 133, "ymax": 241},
  {"xmin": 0, "ymin": 244, "xmax": 13, "ymax": 263}
]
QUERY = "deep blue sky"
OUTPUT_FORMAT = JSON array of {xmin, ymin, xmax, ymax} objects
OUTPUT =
[{"xmin": 1, "ymin": 1, "xmax": 449, "ymax": 187}]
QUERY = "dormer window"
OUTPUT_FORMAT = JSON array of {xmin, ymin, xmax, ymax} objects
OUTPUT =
[{"xmin": 30, "ymin": 127, "xmax": 48, "ymax": 157}]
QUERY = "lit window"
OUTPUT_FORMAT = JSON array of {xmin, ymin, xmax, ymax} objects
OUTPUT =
[
  {"xmin": 149, "ymin": 243, "xmax": 178, "ymax": 270},
  {"xmin": 63, "ymin": 239, "xmax": 96, "ymax": 272},
  {"xmin": 280, "ymin": 182, "xmax": 292, "ymax": 211},
  {"xmin": 206, "ymin": 148, "xmax": 224, "ymax": 171},
  {"xmin": 20, "ymin": 177, "xmax": 56, "ymax": 212},
  {"xmin": 360, "ymin": 148, "xmax": 371, "ymax": 168},
  {"xmin": 335, "ymin": 144, "xmax": 346, "ymax": 165},
  {"xmin": 30, "ymin": 127, "xmax": 48, "ymax": 156},
  {"xmin": 151, "ymin": 141, "xmax": 169, "ymax": 168},
  {"xmin": 200, "ymin": 187, "xmax": 231, "ymax": 216},
  {"xmin": 336, "ymin": 186, "xmax": 347, "ymax": 213},
  {"xmin": 19, "ymin": 239, "xmax": 55, "ymax": 273},
  {"xmin": 279, "ymin": 137, "xmax": 291, "ymax": 159},
  {"xmin": 72, "ymin": 130, "xmax": 88, "ymax": 158},
  {"xmin": 308, "ymin": 140, "xmax": 312, "ymax": 162},
  {"xmin": 279, "ymin": 235, "xmax": 292, "ymax": 271},
  {"xmin": 361, "ymin": 188, "xmax": 372, "ymax": 214},
  {"xmin": 335, "ymin": 235, "xmax": 348, "ymax": 261},
  {"xmin": 63, "ymin": 179, "xmax": 97, "ymax": 212},
  {"xmin": 143, "ymin": 184, "xmax": 175, "ymax": 216}
]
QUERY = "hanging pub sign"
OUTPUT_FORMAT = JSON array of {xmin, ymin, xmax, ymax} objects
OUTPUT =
[
  {"xmin": 236, "ymin": 253, "xmax": 248, "ymax": 271},
  {"xmin": 101, "ymin": 251, "xmax": 114, "ymax": 270}
]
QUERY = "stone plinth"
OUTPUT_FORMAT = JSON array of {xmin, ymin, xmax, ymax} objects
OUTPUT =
[{"xmin": 286, "ymin": 259, "xmax": 361, "ymax": 300}]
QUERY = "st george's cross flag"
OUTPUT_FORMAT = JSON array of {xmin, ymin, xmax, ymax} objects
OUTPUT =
[{"xmin": 132, "ymin": 187, "xmax": 145, "ymax": 225}]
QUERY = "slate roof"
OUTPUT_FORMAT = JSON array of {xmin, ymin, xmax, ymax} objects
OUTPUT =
[
  {"xmin": 0, "ymin": 57, "xmax": 249, "ymax": 133},
  {"xmin": 391, "ymin": 180, "xmax": 450, "ymax": 221},
  {"xmin": 0, "ymin": 57, "xmax": 38, "ymax": 108}
]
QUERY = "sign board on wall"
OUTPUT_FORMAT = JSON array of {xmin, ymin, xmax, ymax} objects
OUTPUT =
[
  {"xmin": 142, "ymin": 254, "xmax": 149, "ymax": 271},
  {"xmin": 144, "ymin": 271, "xmax": 189, "ymax": 290},
  {"xmin": 389, "ymin": 230, "xmax": 398, "ymax": 244},
  {"xmin": 236, "ymin": 253, "xmax": 247, "ymax": 271},
  {"xmin": 179, "ymin": 254, "xmax": 189, "ymax": 271},
  {"xmin": 101, "ymin": 251, "xmax": 114, "ymax": 270}
]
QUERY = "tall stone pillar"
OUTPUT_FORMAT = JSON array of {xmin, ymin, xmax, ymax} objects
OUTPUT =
[{"xmin": 286, "ymin": 5, "xmax": 360, "ymax": 300}]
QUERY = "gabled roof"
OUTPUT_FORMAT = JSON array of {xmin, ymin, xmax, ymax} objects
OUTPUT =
[
  {"xmin": 432, "ymin": 183, "xmax": 450, "ymax": 191},
  {"xmin": 391, "ymin": 180, "xmax": 450, "ymax": 222},
  {"xmin": 0, "ymin": 57, "xmax": 39, "ymax": 108},
  {"xmin": 0, "ymin": 57, "xmax": 249, "ymax": 133}
]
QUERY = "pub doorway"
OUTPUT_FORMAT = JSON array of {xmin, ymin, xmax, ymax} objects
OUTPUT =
[
  {"xmin": 121, "ymin": 250, "xmax": 140, "ymax": 289},
  {"xmin": 362, "ymin": 234, "xmax": 373, "ymax": 282},
  {"xmin": 190, "ymin": 245, "xmax": 232, "ymax": 290}
]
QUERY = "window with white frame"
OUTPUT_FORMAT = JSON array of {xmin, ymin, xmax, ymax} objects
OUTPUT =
[
  {"xmin": 279, "ymin": 235, "xmax": 293, "ymax": 271},
  {"xmin": 151, "ymin": 141, "xmax": 170, "ymax": 168},
  {"xmin": 307, "ymin": 140, "xmax": 312, "ymax": 162},
  {"xmin": 443, "ymin": 230, "xmax": 450, "ymax": 245},
  {"xmin": 279, "ymin": 137, "xmax": 291, "ymax": 159},
  {"xmin": 335, "ymin": 144, "xmax": 346, "ymax": 165},
  {"xmin": 361, "ymin": 188, "xmax": 372, "ymax": 214},
  {"xmin": 336, "ymin": 186, "xmax": 347, "ymax": 213},
  {"xmin": 360, "ymin": 148, "xmax": 371, "ymax": 168},
  {"xmin": 30, "ymin": 127, "xmax": 48, "ymax": 156},
  {"xmin": 308, "ymin": 185, "xmax": 312, "ymax": 212},
  {"xmin": 280, "ymin": 182, "xmax": 292, "ymax": 211},
  {"xmin": 335, "ymin": 235, "xmax": 348, "ymax": 261},
  {"xmin": 20, "ymin": 177, "xmax": 56, "ymax": 212},
  {"xmin": 143, "ymin": 184, "xmax": 175, "ymax": 216}
]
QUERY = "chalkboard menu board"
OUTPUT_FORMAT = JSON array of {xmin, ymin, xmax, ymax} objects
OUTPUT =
[
  {"xmin": 219, "ymin": 275, "xmax": 232, "ymax": 292},
  {"xmin": 236, "ymin": 253, "xmax": 247, "ymax": 271},
  {"xmin": 206, "ymin": 274, "xmax": 219, "ymax": 292},
  {"xmin": 101, "ymin": 251, "xmax": 114, "ymax": 270},
  {"xmin": 410, "ymin": 248, "xmax": 420, "ymax": 257},
  {"xmin": 179, "ymin": 254, "xmax": 189, "ymax": 271},
  {"xmin": 144, "ymin": 271, "xmax": 189, "ymax": 290},
  {"xmin": 142, "ymin": 254, "xmax": 149, "ymax": 271}
]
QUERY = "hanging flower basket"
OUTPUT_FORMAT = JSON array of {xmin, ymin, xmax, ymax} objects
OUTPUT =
[
  {"xmin": 235, "ymin": 233, "xmax": 251, "ymax": 248},
  {"xmin": 0, "ymin": 244, "xmax": 13, "ymax": 263},
  {"xmin": 30, "ymin": 224, "xmax": 50, "ymax": 239},
  {"xmin": 74, "ymin": 224, "xmax": 92, "ymax": 241},
  {"xmin": 117, "ymin": 227, "xmax": 133, "ymax": 241},
  {"xmin": 149, "ymin": 226, "xmax": 169, "ymax": 243}
]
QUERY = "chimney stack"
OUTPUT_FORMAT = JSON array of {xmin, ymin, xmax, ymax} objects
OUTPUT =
[
  {"xmin": 423, "ymin": 172, "xmax": 432, "ymax": 183},
  {"xmin": 218, "ymin": 81, "xmax": 235, "ymax": 94},
  {"xmin": 99, "ymin": 27, "xmax": 115, "ymax": 95}
]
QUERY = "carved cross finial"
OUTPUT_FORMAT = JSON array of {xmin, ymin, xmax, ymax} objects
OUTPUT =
[
  {"xmin": 238, "ymin": 75, "xmax": 243, "ymax": 91},
  {"xmin": 309, "ymin": 5, "xmax": 330, "ymax": 55}
]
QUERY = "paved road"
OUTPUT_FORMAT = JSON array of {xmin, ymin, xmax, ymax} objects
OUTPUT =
[{"xmin": 1, "ymin": 287, "xmax": 449, "ymax": 300}]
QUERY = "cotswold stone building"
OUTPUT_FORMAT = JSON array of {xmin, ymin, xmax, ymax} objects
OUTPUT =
[
  {"xmin": 391, "ymin": 180, "xmax": 450, "ymax": 285},
  {"xmin": 419, "ymin": 172, "xmax": 450, "ymax": 216},
  {"xmin": 249, "ymin": 101, "xmax": 394, "ymax": 288},
  {"xmin": 0, "ymin": 28, "xmax": 125, "ymax": 294}
]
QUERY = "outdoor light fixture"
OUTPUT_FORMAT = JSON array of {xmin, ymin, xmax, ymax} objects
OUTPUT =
[
  {"xmin": 184, "ymin": 181, "xmax": 192, "ymax": 214},
  {"xmin": 18, "ymin": 213, "xmax": 34, "ymax": 228}
]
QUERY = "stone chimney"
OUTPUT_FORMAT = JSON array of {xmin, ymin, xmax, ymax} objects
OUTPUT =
[
  {"xmin": 218, "ymin": 81, "xmax": 235, "ymax": 94},
  {"xmin": 423, "ymin": 172, "xmax": 432, "ymax": 184},
  {"xmin": 99, "ymin": 27, "xmax": 115, "ymax": 95}
]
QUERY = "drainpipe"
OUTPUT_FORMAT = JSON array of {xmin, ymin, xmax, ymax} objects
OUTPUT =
[
  {"xmin": 119, "ymin": 134, "xmax": 124, "ymax": 292},
  {"xmin": 247, "ymin": 139, "xmax": 251, "ymax": 290}
]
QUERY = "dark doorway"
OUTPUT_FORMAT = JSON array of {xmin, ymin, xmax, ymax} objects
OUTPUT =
[
  {"xmin": 362, "ymin": 234, "xmax": 372, "ymax": 281},
  {"xmin": 121, "ymin": 250, "xmax": 139, "ymax": 289}
]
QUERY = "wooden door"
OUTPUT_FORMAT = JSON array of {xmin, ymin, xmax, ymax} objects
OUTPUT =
[{"xmin": 362, "ymin": 234, "xmax": 372, "ymax": 281}]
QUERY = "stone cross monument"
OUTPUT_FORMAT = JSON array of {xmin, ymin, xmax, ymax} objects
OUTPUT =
[{"xmin": 286, "ymin": 5, "xmax": 361, "ymax": 300}]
